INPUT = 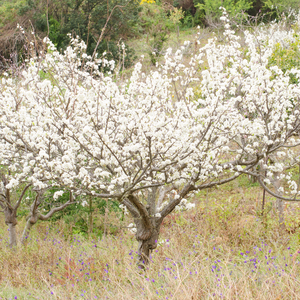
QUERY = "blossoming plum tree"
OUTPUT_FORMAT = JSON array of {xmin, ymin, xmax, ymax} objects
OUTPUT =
[
  {"xmin": 1, "ymin": 10, "xmax": 300, "ymax": 262},
  {"xmin": 0, "ymin": 147, "xmax": 75, "ymax": 247},
  {"xmin": 219, "ymin": 18, "xmax": 300, "ymax": 224}
]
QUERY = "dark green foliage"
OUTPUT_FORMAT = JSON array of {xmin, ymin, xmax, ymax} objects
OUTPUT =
[
  {"xmin": 262, "ymin": 0, "xmax": 300, "ymax": 17},
  {"xmin": 42, "ymin": 187, "xmax": 122, "ymax": 237},
  {"xmin": 149, "ymin": 31, "xmax": 168, "ymax": 65},
  {"xmin": 1, "ymin": 0, "xmax": 299, "ymax": 70},
  {"xmin": 0, "ymin": 0, "xmax": 140, "ymax": 68},
  {"xmin": 93, "ymin": 39, "xmax": 136, "ymax": 70},
  {"xmin": 34, "ymin": 0, "xmax": 139, "ymax": 65},
  {"xmin": 177, "ymin": 0, "xmax": 299, "ymax": 27},
  {"xmin": 180, "ymin": 10, "xmax": 195, "ymax": 28},
  {"xmin": 64, "ymin": 198, "xmax": 122, "ymax": 237}
]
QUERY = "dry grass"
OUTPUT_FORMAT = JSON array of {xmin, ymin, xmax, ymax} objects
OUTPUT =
[
  {"xmin": 1, "ymin": 176, "xmax": 300, "ymax": 299},
  {"xmin": 125, "ymin": 26, "xmax": 213, "ymax": 76}
]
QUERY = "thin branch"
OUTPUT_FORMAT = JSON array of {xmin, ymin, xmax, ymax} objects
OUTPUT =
[
  {"xmin": 192, "ymin": 173, "xmax": 241, "ymax": 191},
  {"xmin": 15, "ymin": 183, "xmax": 32, "ymax": 210},
  {"xmin": 38, "ymin": 200, "xmax": 74, "ymax": 220},
  {"xmin": 91, "ymin": 3, "xmax": 130, "ymax": 60},
  {"xmin": 121, "ymin": 198, "xmax": 139, "ymax": 218},
  {"xmin": 87, "ymin": 192, "xmax": 119, "ymax": 198},
  {"xmin": 127, "ymin": 194, "xmax": 152, "ymax": 229},
  {"xmin": 160, "ymin": 182, "xmax": 193, "ymax": 219},
  {"xmin": 257, "ymin": 177, "xmax": 300, "ymax": 202}
]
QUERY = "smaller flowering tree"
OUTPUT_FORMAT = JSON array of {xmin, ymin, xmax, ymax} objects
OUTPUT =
[
  {"xmin": 21, "ymin": 189, "xmax": 75, "ymax": 244},
  {"xmin": 221, "ymin": 18, "xmax": 300, "ymax": 225},
  {"xmin": 0, "ymin": 127, "xmax": 35, "ymax": 246},
  {"xmin": 229, "ymin": 13, "xmax": 300, "ymax": 228},
  {"xmin": 0, "ymin": 167, "xmax": 75, "ymax": 247},
  {"xmin": 0, "ymin": 94, "xmax": 75, "ymax": 246}
]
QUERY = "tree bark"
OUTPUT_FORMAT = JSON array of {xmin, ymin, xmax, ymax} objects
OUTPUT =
[
  {"xmin": 21, "ymin": 218, "xmax": 34, "ymax": 244},
  {"xmin": 4, "ymin": 207, "xmax": 18, "ymax": 247},
  {"xmin": 134, "ymin": 209, "xmax": 161, "ymax": 268},
  {"xmin": 21, "ymin": 212, "xmax": 39, "ymax": 244},
  {"xmin": 273, "ymin": 171, "xmax": 285, "ymax": 231},
  {"xmin": 136, "ymin": 222, "xmax": 160, "ymax": 267},
  {"xmin": 8, "ymin": 223, "xmax": 17, "ymax": 248}
]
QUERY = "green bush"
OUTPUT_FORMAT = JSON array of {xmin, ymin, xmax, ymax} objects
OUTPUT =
[
  {"xmin": 269, "ymin": 28, "xmax": 300, "ymax": 84},
  {"xmin": 0, "ymin": 0, "xmax": 140, "ymax": 69},
  {"xmin": 139, "ymin": 2, "xmax": 183, "ymax": 64},
  {"xmin": 42, "ymin": 187, "xmax": 122, "ymax": 237},
  {"xmin": 195, "ymin": 0, "xmax": 253, "ymax": 26},
  {"xmin": 262, "ymin": 0, "xmax": 300, "ymax": 17}
]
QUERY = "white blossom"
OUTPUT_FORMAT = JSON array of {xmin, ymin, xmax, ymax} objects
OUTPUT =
[{"xmin": 53, "ymin": 191, "xmax": 64, "ymax": 200}]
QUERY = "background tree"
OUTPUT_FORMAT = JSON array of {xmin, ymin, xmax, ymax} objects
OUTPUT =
[
  {"xmin": 20, "ymin": 189, "xmax": 75, "ymax": 243},
  {"xmin": 0, "ymin": 65, "xmax": 76, "ymax": 246},
  {"xmin": 0, "ymin": 0, "xmax": 140, "ymax": 69}
]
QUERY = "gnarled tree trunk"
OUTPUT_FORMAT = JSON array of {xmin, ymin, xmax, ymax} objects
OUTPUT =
[
  {"xmin": 4, "ymin": 207, "xmax": 18, "ymax": 247},
  {"xmin": 124, "ymin": 184, "xmax": 193, "ymax": 268},
  {"xmin": 135, "ymin": 216, "xmax": 161, "ymax": 267},
  {"xmin": 21, "ymin": 190, "xmax": 74, "ymax": 243},
  {"xmin": 124, "ymin": 193, "xmax": 162, "ymax": 268}
]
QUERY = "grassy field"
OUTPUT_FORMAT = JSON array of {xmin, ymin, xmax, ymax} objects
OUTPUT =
[
  {"xmin": 1, "ymin": 175, "xmax": 300, "ymax": 299},
  {"xmin": 125, "ymin": 26, "xmax": 214, "ymax": 74}
]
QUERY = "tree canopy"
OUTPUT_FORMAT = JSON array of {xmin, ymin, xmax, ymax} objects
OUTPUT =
[{"xmin": 1, "ymin": 11, "xmax": 300, "ymax": 262}]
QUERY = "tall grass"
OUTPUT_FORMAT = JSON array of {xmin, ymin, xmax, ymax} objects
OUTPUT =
[{"xmin": 1, "ymin": 176, "xmax": 300, "ymax": 299}]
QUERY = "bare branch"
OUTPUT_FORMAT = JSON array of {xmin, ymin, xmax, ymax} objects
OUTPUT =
[
  {"xmin": 127, "ymin": 194, "xmax": 152, "ymax": 230},
  {"xmin": 121, "ymin": 198, "xmax": 139, "ymax": 218},
  {"xmin": 38, "ymin": 200, "xmax": 74, "ymax": 220},
  {"xmin": 14, "ymin": 183, "xmax": 32, "ymax": 210},
  {"xmin": 91, "ymin": 3, "xmax": 130, "ymax": 60},
  {"xmin": 257, "ymin": 177, "xmax": 300, "ymax": 202},
  {"xmin": 160, "ymin": 182, "xmax": 193, "ymax": 219}
]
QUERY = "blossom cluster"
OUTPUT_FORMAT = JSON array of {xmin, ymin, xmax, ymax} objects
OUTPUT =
[
  {"xmin": 175, "ymin": 199, "xmax": 196, "ymax": 212},
  {"xmin": 1, "ymin": 10, "xmax": 300, "ymax": 224}
]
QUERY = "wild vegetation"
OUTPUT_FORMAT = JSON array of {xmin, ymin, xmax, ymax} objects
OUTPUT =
[
  {"xmin": 1, "ymin": 0, "xmax": 300, "ymax": 299},
  {"xmin": 2, "ymin": 177, "xmax": 300, "ymax": 299},
  {"xmin": 1, "ymin": 0, "xmax": 300, "ymax": 69}
]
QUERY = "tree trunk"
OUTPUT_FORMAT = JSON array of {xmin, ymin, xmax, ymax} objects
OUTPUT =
[
  {"xmin": 274, "ymin": 172, "xmax": 285, "ymax": 231},
  {"xmin": 4, "ymin": 207, "xmax": 18, "ymax": 248},
  {"xmin": 8, "ymin": 223, "xmax": 17, "ymax": 248},
  {"xmin": 21, "ymin": 218, "xmax": 35, "ymax": 244},
  {"xmin": 135, "ymin": 219, "xmax": 160, "ymax": 268},
  {"xmin": 138, "ymin": 240, "xmax": 151, "ymax": 265},
  {"xmin": 126, "ymin": 192, "xmax": 162, "ymax": 268},
  {"xmin": 137, "ymin": 231, "xmax": 160, "ymax": 267},
  {"xmin": 21, "ymin": 207, "xmax": 40, "ymax": 244}
]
